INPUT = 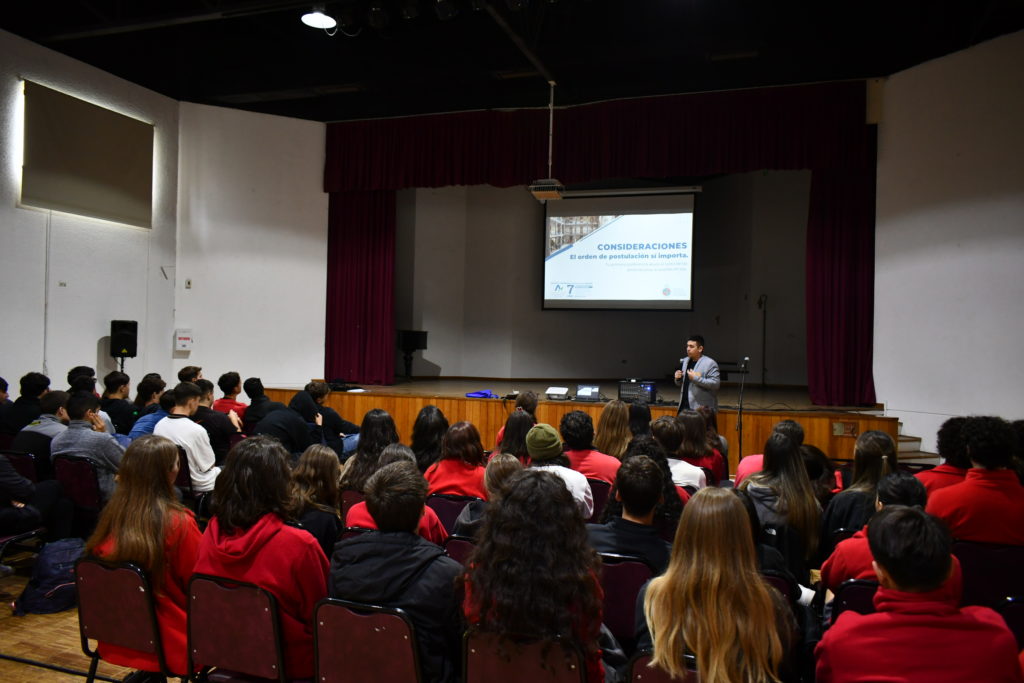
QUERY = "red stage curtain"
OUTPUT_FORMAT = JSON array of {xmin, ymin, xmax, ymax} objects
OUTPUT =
[
  {"xmin": 324, "ymin": 81, "xmax": 876, "ymax": 404},
  {"xmin": 805, "ymin": 132, "xmax": 878, "ymax": 406},
  {"xmin": 325, "ymin": 190, "xmax": 396, "ymax": 385}
]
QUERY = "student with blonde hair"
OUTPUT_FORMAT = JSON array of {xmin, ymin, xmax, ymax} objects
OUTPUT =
[
  {"xmin": 86, "ymin": 435, "xmax": 202, "ymax": 679},
  {"xmin": 594, "ymin": 399, "xmax": 632, "ymax": 459},
  {"xmin": 292, "ymin": 444, "xmax": 343, "ymax": 558},
  {"xmin": 639, "ymin": 487, "xmax": 793, "ymax": 683}
]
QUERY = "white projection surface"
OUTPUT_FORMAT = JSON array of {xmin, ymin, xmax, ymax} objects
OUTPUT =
[{"xmin": 543, "ymin": 194, "xmax": 695, "ymax": 310}]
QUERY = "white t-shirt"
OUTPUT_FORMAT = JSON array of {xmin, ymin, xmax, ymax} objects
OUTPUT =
[
  {"xmin": 532, "ymin": 464, "xmax": 595, "ymax": 518},
  {"xmin": 154, "ymin": 414, "xmax": 220, "ymax": 493},
  {"xmin": 667, "ymin": 457, "xmax": 707, "ymax": 490}
]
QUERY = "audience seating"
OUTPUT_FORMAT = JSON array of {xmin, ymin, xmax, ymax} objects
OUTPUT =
[
  {"xmin": 586, "ymin": 479, "xmax": 612, "ymax": 523},
  {"xmin": 897, "ymin": 462, "xmax": 935, "ymax": 474},
  {"xmin": 951, "ymin": 541, "xmax": 1024, "ymax": 608},
  {"xmin": 761, "ymin": 570, "xmax": 800, "ymax": 604},
  {"xmin": 315, "ymin": 598, "xmax": 421, "ymax": 683},
  {"xmin": 187, "ymin": 574, "xmax": 287, "ymax": 683},
  {"xmin": 75, "ymin": 557, "xmax": 183, "ymax": 683},
  {"xmin": 426, "ymin": 493, "xmax": 482, "ymax": 533},
  {"xmin": 2, "ymin": 450, "xmax": 38, "ymax": 483},
  {"xmin": 464, "ymin": 631, "xmax": 585, "ymax": 683},
  {"xmin": 598, "ymin": 553, "xmax": 655, "ymax": 655},
  {"xmin": 443, "ymin": 535, "xmax": 476, "ymax": 565},
  {"xmin": 831, "ymin": 579, "xmax": 879, "ymax": 624},
  {"xmin": 11, "ymin": 430, "xmax": 56, "ymax": 479},
  {"xmin": 0, "ymin": 528, "xmax": 44, "ymax": 564},
  {"xmin": 53, "ymin": 453, "xmax": 103, "ymax": 535},
  {"xmin": 995, "ymin": 596, "xmax": 1024, "ymax": 649},
  {"xmin": 626, "ymin": 651, "xmax": 699, "ymax": 683},
  {"xmin": 0, "ymin": 433, "xmax": 14, "ymax": 450},
  {"xmin": 340, "ymin": 489, "xmax": 364, "ymax": 525}
]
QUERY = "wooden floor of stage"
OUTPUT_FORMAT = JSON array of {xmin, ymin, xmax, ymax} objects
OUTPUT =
[{"xmin": 341, "ymin": 378, "xmax": 869, "ymax": 413}]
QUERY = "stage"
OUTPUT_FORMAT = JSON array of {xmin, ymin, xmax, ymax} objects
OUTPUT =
[{"xmin": 267, "ymin": 378, "xmax": 903, "ymax": 475}]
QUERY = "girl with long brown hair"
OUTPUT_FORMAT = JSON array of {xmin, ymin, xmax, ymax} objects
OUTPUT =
[
  {"xmin": 292, "ymin": 444, "xmax": 343, "ymax": 558},
  {"xmin": 593, "ymin": 399, "xmax": 632, "ymax": 459},
  {"xmin": 640, "ymin": 487, "xmax": 793, "ymax": 683},
  {"xmin": 85, "ymin": 435, "xmax": 202, "ymax": 678}
]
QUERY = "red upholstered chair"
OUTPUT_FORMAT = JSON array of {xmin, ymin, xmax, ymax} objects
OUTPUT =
[
  {"xmin": 464, "ymin": 631, "xmax": 585, "ymax": 683},
  {"xmin": 75, "ymin": 557, "xmax": 183, "ymax": 682},
  {"xmin": 831, "ymin": 579, "xmax": 880, "ymax": 625},
  {"xmin": 426, "ymin": 493, "xmax": 482, "ymax": 533},
  {"xmin": 174, "ymin": 446, "xmax": 194, "ymax": 498},
  {"xmin": 761, "ymin": 570, "xmax": 800, "ymax": 604},
  {"xmin": 598, "ymin": 553, "xmax": 655, "ymax": 654},
  {"xmin": 340, "ymin": 489, "xmax": 364, "ymax": 525},
  {"xmin": 952, "ymin": 541, "xmax": 1024, "ymax": 609},
  {"xmin": 443, "ymin": 535, "xmax": 476, "ymax": 565},
  {"xmin": 0, "ymin": 432, "xmax": 14, "ymax": 450},
  {"xmin": 53, "ymin": 453, "xmax": 103, "ymax": 535},
  {"xmin": 315, "ymin": 598, "xmax": 421, "ymax": 683},
  {"xmin": 0, "ymin": 528, "xmax": 44, "ymax": 564},
  {"xmin": 586, "ymin": 479, "xmax": 612, "ymax": 523},
  {"xmin": 627, "ymin": 651, "xmax": 699, "ymax": 683},
  {"xmin": 2, "ymin": 450, "xmax": 38, "ymax": 483},
  {"xmin": 187, "ymin": 574, "xmax": 287, "ymax": 683}
]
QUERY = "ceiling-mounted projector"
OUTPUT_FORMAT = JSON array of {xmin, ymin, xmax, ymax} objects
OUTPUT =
[{"xmin": 529, "ymin": 178, "xmax": 564, "ymax": 201}]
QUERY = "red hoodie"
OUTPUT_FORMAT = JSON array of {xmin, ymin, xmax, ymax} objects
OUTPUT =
[{"xmin": 194, "ymin": 513, "xmax": 329, "ymax": 679}]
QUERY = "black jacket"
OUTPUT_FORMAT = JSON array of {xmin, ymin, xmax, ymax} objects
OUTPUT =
[
  {"xmin": 100, "ymin": 397, "xmax": 139, "ymax": 435},
  {"xmin": 330, "ymin": 531, "xmax": 463, "ymax": 683},
  {"xmin": 0, "ymin": 396, "xmax": 41, "ymax": 435},
  {"xmin": 587, "ymin": 517, "xmax": 672, "ymax": 574},
  {"xmin": 288, "ymin": 392, "xmax": 358, "ymax": 457},
  {"xmin": 243, "ymin": 396, "xmax": 287, "ymax": 432},
  {"xmin": 193, "ymin": 405, "xmax": 238, "ymax": 465},
  {"xmin": 252, "ymin": 407, "xmax": 321, "ymax": 455},
  {"xmin": 0, "ymin": 454, "xmax": 40, "ymax": 535}
]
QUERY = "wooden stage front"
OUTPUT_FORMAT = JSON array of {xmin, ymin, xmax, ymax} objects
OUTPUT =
[{"xmin": 266, "ymin": 379, "xmax": 899, "ymax": 475}]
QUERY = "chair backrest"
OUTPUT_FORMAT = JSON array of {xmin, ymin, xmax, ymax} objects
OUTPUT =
[
  {"xmin": 627, "ymin": 652, "xmax": 699, "ymax": 683},
  {"xmin": 174, "ymin": 446, "xmax": 194, "ymax": 497},
  {"xmin": 897, "ymin": 462, "xmax": 935, "ymax": 474},
  {"xmin": 228, "ymin": 432, "xmax": 247, "ymax": 449},
  {"xmin": 2, "ymin": 450, "xmax": 38, "ymax": 483},
  {"xmin": 996, "ymin": 596, "xmax": 1024, "ymax": 650},
  {"xmin": 187, "ymin": 574, "xmax": 286, "ymax": 683},
  {"xmin": 426, "ymin": 493, "xmax": 481, "ymax": 533},
  {"xmin": 952, "ymin": 541, "xmax": 1024, "ymax": 608},
  {"xmin": 586, "ymin": 479, "xmax": 612, "ymax": 523},
  {"xmin": 761, "ymin": 570, "xmax": 799, "ymax": 604},
  {"xmin": 53, "ymin": 453, "xmax": 103, "ymax": 510},
  {"xmin": 340, "ymin": 489, "xmax": 365, "ymax": 525},
  {"xmin": 464, "ymin": 631, "xmax": 585, "ymax": 683},
  {"xmin": 831, "ymin": 579, "xmax": 879, "ymax": 624},
  {"xmin": 75, "ymin": 558, "xmax": 171, "ymax": 674},
  {"xmin": 598, "ymin": 554, "xmax": 655, "ymax": 649},
  {"xmin": 0, "ymin": 432, "xmax": 13, "ymax": 450},
  {"xmin": 831, "ymin": 527, "xmax": 857, "ymax": 546},
  {"xmin": 315, "ymin": 598, "xmax": 421, "ymax": 683},
  {"xmin": 444, "ymin": 535, "xmax": 477, "ymax": 565}
]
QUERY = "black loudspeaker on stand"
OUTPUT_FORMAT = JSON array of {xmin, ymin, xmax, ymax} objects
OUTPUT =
[{"xmin": 110, "ymin": 320, "xmax": 138, "ymax": 371}]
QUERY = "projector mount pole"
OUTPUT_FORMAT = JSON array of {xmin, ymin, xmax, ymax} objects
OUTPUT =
[
  {"xmin": 735, "ymin": 356, "xmax": 749, "ymax": 475},
  {"xmin": 547, "ymin": 81, "xmax": 555, "ymax": 179}
]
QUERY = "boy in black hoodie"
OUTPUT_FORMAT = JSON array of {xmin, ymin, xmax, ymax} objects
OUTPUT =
[{"xmin": 329, "ymin": 461, "xmax": 462, "ymax": 683}]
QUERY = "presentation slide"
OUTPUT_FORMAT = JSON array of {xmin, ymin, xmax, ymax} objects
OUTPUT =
[{"xmin": 543, "ymin": 194, "xmax": 695, "ymax": 310}]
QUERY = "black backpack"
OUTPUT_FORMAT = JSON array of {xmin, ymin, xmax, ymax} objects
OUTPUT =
[{"xmin": 13, "ymin": 538, "xmax": 85, "ymax": 616}]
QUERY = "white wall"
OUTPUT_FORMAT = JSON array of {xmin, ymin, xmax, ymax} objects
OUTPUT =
[
  {"xmin": 175, "ymin": 103, "xmax": 328, "ymax": 388},
  {"xmin": 875, "ymin": 30, "xmax": 1024, "ymax": 449},
  {"xmin": 395, "ymin": 171, "xmax": 810, "ymax": 383},
  {"xmin": 0, "ymin": 30, "xmax": 178, "ymax": 394}
]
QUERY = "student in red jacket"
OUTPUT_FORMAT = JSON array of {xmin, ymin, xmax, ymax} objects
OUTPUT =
[
  {"xmin": 926, "ymin": 416, "xmax": 1024, "ymax": 545},
  {"xmin": 424, "ymin": 421, "xmax": 487, "ymax": 500},
  {"xmin": 815, "ymin": 505, "xmax": 1022, "ymax": 683},
  {"xmin": 194, "ymin": 437, "xmax": 329, "ymax": 680},
  {"xmin": 821, "ymin": 471, "xmax": 927, "ymax": 592},
  {"xmin": 560, "ymin": 410, "xmax": 620, "ymax": 484},
  {"xmin": 86, "ymin": 436, "xmax": 202, "ymax": 679},
  {"xmin": 916, "ymin": 416, "xmax": 969, "ymax": 495}
]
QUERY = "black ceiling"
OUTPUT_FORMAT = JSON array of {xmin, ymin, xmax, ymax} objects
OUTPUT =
[{"xmin": 1, "ymin": 0, "xmax": 1022, "ymax": 122}]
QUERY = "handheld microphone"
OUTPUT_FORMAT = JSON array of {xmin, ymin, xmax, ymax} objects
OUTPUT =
[{"xmin": 742, "ymin": 356, "xmax": 750, "ymax": 369}]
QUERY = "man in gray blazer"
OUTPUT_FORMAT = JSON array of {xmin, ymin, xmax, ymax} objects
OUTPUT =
[{"xmin": 674, "ymin": 335, "xmax": 721, "ymax": 413}]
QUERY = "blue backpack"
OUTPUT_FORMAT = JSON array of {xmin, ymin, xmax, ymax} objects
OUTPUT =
[{"xmin": 13, "ymin": 538, "xmax": 85, "ymax": 616}]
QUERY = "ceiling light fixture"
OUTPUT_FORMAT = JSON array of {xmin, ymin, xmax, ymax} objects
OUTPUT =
[
  {"xmin": 301, "ymin": 6, "xmax": 337, "ymax": 30},
  {"xmin": 435, "ymin": 0, "xmax": 459, "ymax": 21}
]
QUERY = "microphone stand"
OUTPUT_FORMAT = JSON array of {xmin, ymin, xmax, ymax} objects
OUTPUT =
[{"xmin": 736, "ymin": 357, "xmax": 749, "ymax": 469}]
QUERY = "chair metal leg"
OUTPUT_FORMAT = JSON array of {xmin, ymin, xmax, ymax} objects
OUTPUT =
[{"xmin": 86, "ymin": 654, "xmax": 99, "ymax": 683}]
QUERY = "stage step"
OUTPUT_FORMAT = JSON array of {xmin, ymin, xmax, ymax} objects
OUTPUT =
[{"xmin": 898, "ymin": 434, "xmax": 922, "ymax": 453}]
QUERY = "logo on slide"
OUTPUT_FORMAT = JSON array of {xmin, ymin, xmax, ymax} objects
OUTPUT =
[{"xmin": 662, "ymin": 287, "xmax": 671, "ymax": 296}]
